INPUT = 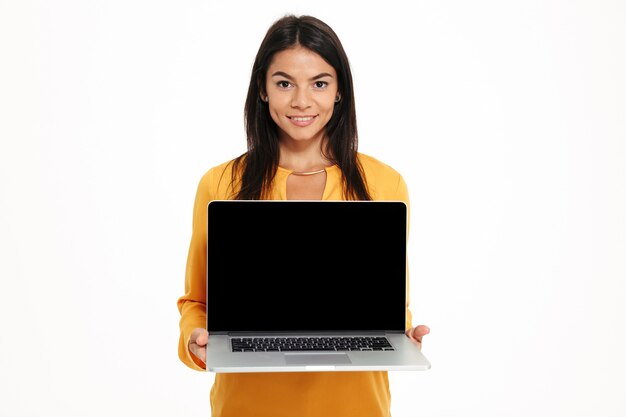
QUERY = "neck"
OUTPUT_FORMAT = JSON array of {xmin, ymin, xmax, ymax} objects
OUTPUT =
[{"xmin": 278, "ymin": 137, "xmax": 332, "ymax": 173}]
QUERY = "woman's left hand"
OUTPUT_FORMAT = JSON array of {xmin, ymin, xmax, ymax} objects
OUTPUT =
[{"xmin": 405, "ymin": 325, "xmax": 430, "ymax": 350}]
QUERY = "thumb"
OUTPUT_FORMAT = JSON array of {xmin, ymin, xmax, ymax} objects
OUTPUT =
[
  {"xmin": 190, "ymin": 328, "xmax": 209, "ymax": 346},
  {"xmin": 412, "ymin": 325, "xmax": 430, "ymax": 340},
  {"xmin": 196, "ymin": 329, "xmax": 209, "ymax": 346}
]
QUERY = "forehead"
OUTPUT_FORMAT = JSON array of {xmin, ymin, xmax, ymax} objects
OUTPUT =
[{"xmin": 267, "ymin": 46, "xmax": 336, "ymax": 77}]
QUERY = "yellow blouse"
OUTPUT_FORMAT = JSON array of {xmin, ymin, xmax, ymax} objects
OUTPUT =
[{"xmin": 177, "ymin": 153, "xmax": 414, "ymax": 417}]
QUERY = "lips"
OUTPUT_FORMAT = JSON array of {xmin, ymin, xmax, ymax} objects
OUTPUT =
[{"xmin": 287, "ymin": 115, "xmax": 317, "ymax": 127}]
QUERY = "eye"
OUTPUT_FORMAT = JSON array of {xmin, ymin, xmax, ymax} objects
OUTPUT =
[
  {"xmin": 314, "ymin": 81, "xmax": 328, "ymax": 89},
  {"xmin": 276, "ymin": 81, "xmax": 292, "ymax": 89}
]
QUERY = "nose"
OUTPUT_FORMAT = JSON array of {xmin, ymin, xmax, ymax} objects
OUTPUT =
[{"xmin": 291, "ymin": 87, "xmax": 311, "ymax": 109}]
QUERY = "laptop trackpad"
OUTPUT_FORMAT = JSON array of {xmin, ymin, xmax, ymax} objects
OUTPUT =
[{"xmin": 284, "ymin": 353, "xmax": 352, "ymax": 365}]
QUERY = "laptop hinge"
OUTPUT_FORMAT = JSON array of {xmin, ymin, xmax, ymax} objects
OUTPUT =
[{"xmin": 225, "ymin": 330, "xmax": 403, "ymax": 336}]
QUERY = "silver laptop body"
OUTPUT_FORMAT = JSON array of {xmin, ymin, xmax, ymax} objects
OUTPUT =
[{"xmin": 205, "ymin": 200, "xmax": 431, "ymax": 373}]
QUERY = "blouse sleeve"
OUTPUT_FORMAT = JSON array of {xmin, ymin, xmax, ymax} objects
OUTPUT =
[{"xmin": 176, "ymin": 170, "xmax": 213, "ymax": 371}]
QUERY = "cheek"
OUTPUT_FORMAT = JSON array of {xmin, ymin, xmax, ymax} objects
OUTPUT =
[
  {"xmin": 323, "ymin": 102, "xmax": 336, "ymax": 119},
  {"xmin": 268, "ymin": 106, "xmax": 281, "ymax": 126}
]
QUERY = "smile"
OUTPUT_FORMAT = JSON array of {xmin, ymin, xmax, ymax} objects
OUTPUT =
[{"xmin": 287, "ymin": 115, "xmax": 317, "ymax": 127}]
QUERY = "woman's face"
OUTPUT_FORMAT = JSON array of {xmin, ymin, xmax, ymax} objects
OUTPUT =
[{"xmin": 264, "ymin": 46, "xmax": 339, "ymax": 144}]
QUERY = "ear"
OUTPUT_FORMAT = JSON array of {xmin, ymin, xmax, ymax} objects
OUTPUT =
[{"xmin": 258, "ymin": 83, "xmax": 268, "ymax": 102}]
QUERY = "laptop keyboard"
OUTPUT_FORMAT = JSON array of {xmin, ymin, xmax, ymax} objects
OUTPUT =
[{"xmin": 231, "ymin": 336, "xmax": 394, "ymax": 352}]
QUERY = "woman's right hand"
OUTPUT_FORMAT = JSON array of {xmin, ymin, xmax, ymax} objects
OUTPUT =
[{"xmin": 189, "ymin": 328, "xmax": 209, "ymax": 364}]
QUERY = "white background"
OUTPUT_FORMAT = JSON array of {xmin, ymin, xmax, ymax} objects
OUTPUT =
[{"xmin": 1, "ymin": 1, "xmax": 625, "ymax": 416}]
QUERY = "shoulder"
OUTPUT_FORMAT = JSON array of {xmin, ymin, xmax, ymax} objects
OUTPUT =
[
  {"xmin": 357, "ymin": 153, "xmax": 408, "ymax": 202},
  {"xmin": 357, "ymin": 153, "xmax": 403, "ymax": 179},
  {"xmin": 196, "ymin": 158, "xmax": 241, "ymax": 201}
]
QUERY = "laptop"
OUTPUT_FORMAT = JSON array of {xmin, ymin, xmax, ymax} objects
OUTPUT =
[{"xmin": 205, "ymin": 200, "xmax": 431, "ymax": 373}]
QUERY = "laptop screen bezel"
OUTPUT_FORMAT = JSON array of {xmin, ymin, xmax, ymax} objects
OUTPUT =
[{"xmin": 206, "ymin": 200, "xmax": 408, "ymax": 334}]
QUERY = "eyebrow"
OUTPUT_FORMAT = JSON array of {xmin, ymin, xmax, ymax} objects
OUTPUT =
[{"xmin": 271, "ymin": 71, "xmax": 334, "ymax": 81}]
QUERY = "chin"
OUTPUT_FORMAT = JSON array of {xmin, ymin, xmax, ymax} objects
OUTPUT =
[{"xmin": 280, "ymin": 129, "xmax": 324, "ymax": 143}]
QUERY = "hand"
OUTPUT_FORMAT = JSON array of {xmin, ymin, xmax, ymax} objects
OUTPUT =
[
  {"xmin": 405, "ymin": 325, "xmax": 430, "ymax": 350},
  {"xmin": 189, "ymin": 328, "xmax": 209, "ymax": 364}
]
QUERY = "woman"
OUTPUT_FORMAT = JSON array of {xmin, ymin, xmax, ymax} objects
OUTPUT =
[{"xmin": 177, "ymin": 14, "xmax": 430, "ymax": 417}]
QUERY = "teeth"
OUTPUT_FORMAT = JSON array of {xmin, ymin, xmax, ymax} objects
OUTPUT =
[{"xmin": 291, "ymin": 117, "xmax": 314, "ymax": 122}]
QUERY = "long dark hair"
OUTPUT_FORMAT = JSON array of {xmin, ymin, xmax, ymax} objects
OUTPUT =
[{"xmin": 231, "ymin": 14, "xmax": 371, "ymax": 200}]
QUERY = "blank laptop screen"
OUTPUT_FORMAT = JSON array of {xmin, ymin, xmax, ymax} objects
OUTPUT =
[{"xmin": 207, "ymin": 200, "xmax": 407, "ymax": 333}]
